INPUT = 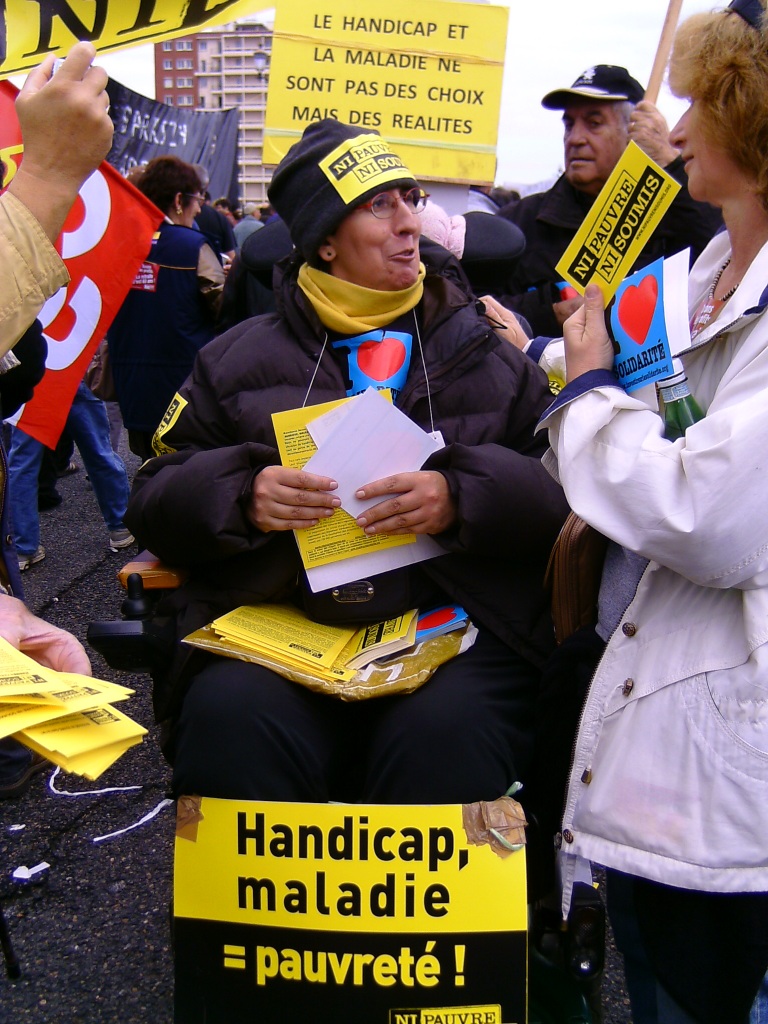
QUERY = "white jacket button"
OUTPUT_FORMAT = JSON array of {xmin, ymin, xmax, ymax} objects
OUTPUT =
[
  {"xmin": 562, "ymin": 829, "xmax": 575, "ymax": 844},
  {"xmin": 622, "ymin": 622, "xmax": 637, "ymax": 636},
  {"xmin": 622, "ymin": 678, "xmax": 634, "ymax": 696}
]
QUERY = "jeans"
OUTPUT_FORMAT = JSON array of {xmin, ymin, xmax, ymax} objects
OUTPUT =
[
  {"xmin": 607, "ymin": 869, "xmax": 768, "ymax": 1024},
  {"xmin": 752, "ymin": 976, "xmax": 768, "ymax": 1024},
  {"xmin": 9, "ymin": 382, "xmax": 130, "ymax": 556}
]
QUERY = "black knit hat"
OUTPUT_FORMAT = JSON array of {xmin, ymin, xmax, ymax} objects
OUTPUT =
[
  {"xmin": 541, "ymin": 65, "xmax": 644, "ymax": 110},
  {"xmin": 267, "ymin": 119, "xmax": 419, "ymax": 260}
]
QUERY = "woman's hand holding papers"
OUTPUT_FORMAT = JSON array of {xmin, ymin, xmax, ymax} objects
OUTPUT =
[
  {"xmin": 355, "ymin": 471, "xmax": 456, "ymax": 536},
  {"xmin": 0, "ymin": 594, "xmax": 91, "ymax": 674},
  {"xmin": 246, "ymin": 465, "xmax": 340, "ymax": 532}
]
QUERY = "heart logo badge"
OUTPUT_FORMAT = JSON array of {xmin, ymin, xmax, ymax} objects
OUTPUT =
[
  {"xmin": 356, "ymin": 336, "xmax": 407, "ymax": 381},
  {"xmin": 617, "ymin": 274, "xmax": 658, "ymax": 345}
]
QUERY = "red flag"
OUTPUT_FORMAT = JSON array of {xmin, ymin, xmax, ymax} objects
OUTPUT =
[{"xmin": 0, "ymin": 80, "xmax": 162, "ymax": 448}]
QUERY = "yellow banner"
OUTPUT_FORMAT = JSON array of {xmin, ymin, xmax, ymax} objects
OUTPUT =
[
  {"xmin": 175, "ymin": 799, "xmax": 527, "ymax": 934},
  {"xmin": 555, "ymin": 141, "xmax": 681, "ymax": 302},
  {"xmin": 264, "ymin": 0, "xmax": 508, "ymax": 184},
  {"xmin": 0, "ymin": 0, "xmax": 270, "ymax": 79}
]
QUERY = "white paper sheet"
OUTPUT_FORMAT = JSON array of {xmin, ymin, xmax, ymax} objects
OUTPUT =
[
  {"xmin": 304, "ymin": 387, "xmax": 443, "ymax": 518},
  {"xmin": 664, "ymin": 248, "xmax": 694, "ymax": 357}
]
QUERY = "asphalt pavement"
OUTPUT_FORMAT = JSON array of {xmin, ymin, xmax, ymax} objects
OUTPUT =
[{"xmin": 0, "ymin": 435, "xmax": 633, "ymax": 1024}]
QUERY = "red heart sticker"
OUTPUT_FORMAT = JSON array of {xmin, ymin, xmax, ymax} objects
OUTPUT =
[
  {"xmin": 617, "ymin": 275, "xmax": 658, "ymax": 345},
  {"xmin": 356, "ymin": 336, "xmax": 407, "ymax": 381},
  {"xmin": 418, "ymin": 608, "xmax": 456, "ymax": 630}
]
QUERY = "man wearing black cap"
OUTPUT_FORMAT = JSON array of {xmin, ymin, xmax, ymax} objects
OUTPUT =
[{"xmin": 497, "ymin": 65, "xmax": 722, "ymax": 337}]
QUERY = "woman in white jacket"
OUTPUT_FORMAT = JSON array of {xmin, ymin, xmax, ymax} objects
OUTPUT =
[{"xmin": 540, "ymin": 1, "xmax": 768, "ymax": 1021}]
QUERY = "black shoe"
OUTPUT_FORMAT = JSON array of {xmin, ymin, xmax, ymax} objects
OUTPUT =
[
  {"xmin": 0, "ymin": 751, "xmax": 49, "ymax": 800},
  {"xmin": 38, "ymin": 490, "xmax": 62, "ymax": 511}
]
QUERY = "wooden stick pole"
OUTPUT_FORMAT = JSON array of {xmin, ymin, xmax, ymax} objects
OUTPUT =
[{"xmin": 645, "ymin": 0, "xmax": 685, "ymax": 103}]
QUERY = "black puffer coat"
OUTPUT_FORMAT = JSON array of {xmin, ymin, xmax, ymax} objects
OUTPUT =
[
  {"xmin": 497, "ymin": 160, "xmax": 722, "ymax": 337},
  {"xmin": 126, "ymin": 249, "xmax": 569, "ymax": 717}
]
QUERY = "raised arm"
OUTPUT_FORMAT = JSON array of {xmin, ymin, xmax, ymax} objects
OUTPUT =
[{"xmin": 8, "ymin": 41, "xmax": 113, "ymax": 243}]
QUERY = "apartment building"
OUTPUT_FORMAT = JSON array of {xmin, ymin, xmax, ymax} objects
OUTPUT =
[{"xmin": 155, "ymin": 20, "xmax": 273, "ymax": 203}]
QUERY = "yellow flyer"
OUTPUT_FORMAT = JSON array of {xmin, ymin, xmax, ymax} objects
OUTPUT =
[
  {"xmin": 18, "ymin": 734, "xmax": 143, "ymax": 781},
  {"xmin": 272, "ymin": 398, "xmax": 413, "ymax": 571},
  {"xmin": 0, "ymin": 677, "xmax": 132, "ymax": 740},
  {"xmin": 19, "ymin": 703, "xmax": 147, "ymax": 758},
  {"xmin": 343, "ymin": 608, "xmax": 418, "ymax": 670},
  {"xmin": 211, "ymin": 605, "xmax": 356, "ymax": 671},
  {"xmin": 555, "ymin": 141, "xmax": 681, "ymax": 302},
  {"xmin": 60, "ymin": 740, "xmax": 143, "ymax": 781}
]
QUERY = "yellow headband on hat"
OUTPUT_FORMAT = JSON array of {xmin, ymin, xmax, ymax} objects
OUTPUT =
[{"xmin": 319, "ymin": 133, "xmax": 415, "ymax": 205}]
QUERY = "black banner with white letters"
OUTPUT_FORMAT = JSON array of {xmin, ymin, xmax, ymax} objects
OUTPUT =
[{"xmin": 106, "ymin": 79, "xmax": 240, "ymax": 204}]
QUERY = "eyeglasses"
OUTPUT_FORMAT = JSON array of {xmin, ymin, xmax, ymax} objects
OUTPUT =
[
  {"xmin": 357, "ymin": 187, "xmax": 429, "ymax": 219},
  {"xmin": 183, "ymin": 193, "xmax": 205, "ymax": 203}
]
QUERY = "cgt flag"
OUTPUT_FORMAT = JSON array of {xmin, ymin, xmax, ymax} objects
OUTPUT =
[{"xmin": 0, "ymin": 79, "xmax": 162, "ymax": 448}]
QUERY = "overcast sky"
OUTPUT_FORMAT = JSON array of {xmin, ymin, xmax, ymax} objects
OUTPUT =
[{"xmin": 93, "ymin": 0, "xmax": 716, "ymax": 187}]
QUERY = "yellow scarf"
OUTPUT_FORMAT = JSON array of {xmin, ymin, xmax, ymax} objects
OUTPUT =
[{"xmin": 297, "ymin": 263, "xmax": 425, "ymax": 334}]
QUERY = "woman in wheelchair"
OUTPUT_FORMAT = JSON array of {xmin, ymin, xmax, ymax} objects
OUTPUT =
[{"xmin": 125, "ymin": 119, "xmax": 568, "ymax": 808}]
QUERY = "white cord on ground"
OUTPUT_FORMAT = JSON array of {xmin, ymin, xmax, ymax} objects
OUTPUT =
[
  {"xmin": 48, "ymin": 765, "xmax": 143, "ymax": 797},
  {"xmin": 92, "ymin": 798, "xmax": 174, "ymax": 844}
]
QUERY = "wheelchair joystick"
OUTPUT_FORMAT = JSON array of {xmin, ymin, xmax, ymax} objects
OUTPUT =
[{"xmin": 121, "ymin": 573, "xmax": 154, "ymax": 620}]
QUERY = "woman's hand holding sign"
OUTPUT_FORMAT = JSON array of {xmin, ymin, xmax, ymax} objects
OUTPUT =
[{"xmin": 562, "ymin": 284, "xmax": 615, "ymax": 382}]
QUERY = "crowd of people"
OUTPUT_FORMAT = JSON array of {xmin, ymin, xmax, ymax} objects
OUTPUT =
[{"xmin": 3, "ymin": 1, "xmax": 768, "ymax": 1020}]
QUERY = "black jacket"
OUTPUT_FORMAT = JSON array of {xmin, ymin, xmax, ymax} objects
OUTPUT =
[
  {"xmin": 497, "ymin": 157, "xmax": 722, "ymax": 337},
  {"xmin": 126, "ymin": 252, "xmax": 569, "ymax": 715}
]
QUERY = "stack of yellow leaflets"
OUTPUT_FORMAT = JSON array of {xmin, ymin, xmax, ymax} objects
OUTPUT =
[
  {"xmin": 197, "ymin": 604, "xmax": 419, "ymax": 682},
  {"xmin": 0, "ymin": 638, "xmax": 147, "ymax": 780}
]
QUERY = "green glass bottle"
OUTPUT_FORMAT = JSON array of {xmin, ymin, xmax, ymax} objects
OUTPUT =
[{"xmin": 658, "ymin": 358, "xmax": 704, "ymax": 441}]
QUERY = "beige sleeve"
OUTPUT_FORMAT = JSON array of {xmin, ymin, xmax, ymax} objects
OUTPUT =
[
  {"xmin": 197, "ymin": 242, "xmax": 225, "ymax": 318},
  {"xmin": 0, "ymin": 192, "xmax": 69, "ymax": 356}
]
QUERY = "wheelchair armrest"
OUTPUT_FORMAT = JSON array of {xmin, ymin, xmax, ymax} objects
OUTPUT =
[
  {"xmin": 87, "ymin": 616, "xmax": 176, "ymax": 673},
  {"xmin": 117, "ymin": 550, "xmax": 188, "ymax": 590},
  {"xmin": 87, "ymin": 559, "xmax": 182, "ymax": 673}
]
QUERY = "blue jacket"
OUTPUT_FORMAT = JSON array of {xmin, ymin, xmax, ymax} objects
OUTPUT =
[{"xmin": 108, "ymin": 222, "xmax": 217, "ymax": 434}]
